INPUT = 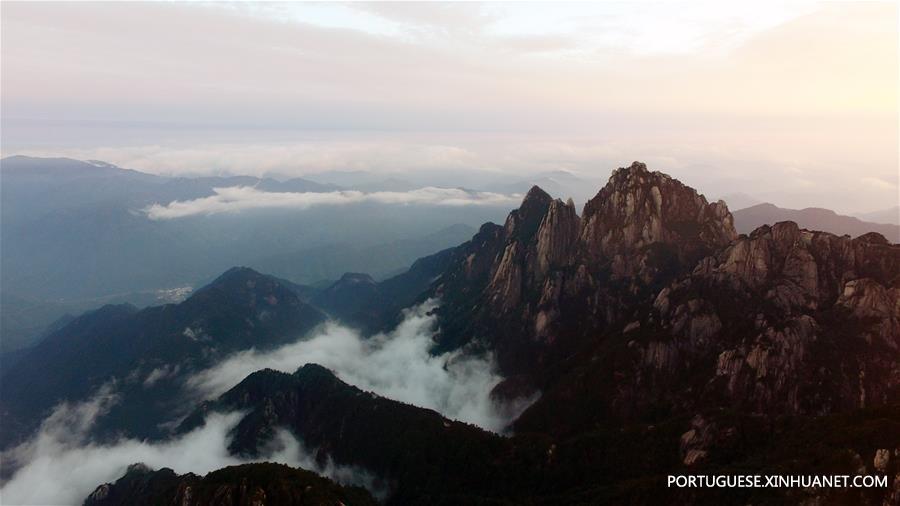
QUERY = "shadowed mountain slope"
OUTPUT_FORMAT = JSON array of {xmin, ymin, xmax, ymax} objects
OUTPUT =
[
  {"xmin": 84, "ymin": 462, "xmax": 377, "ymax": 506},
  {"xmin": 0, "ymin": 267, "xmax": 326, "ymax": 448}
]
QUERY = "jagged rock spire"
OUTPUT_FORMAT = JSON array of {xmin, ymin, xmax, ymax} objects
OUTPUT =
[
  {"xmin": 504, "ymin": 185, "xmax": 554, "ymax": 241},
  {"xmin": 580, "ymin": 161, "xmax": 736, "ymax": 263}
]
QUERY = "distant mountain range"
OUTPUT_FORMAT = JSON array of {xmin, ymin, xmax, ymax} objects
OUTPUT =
[
  {"xmin": 856, "ymin": 205, "xmax": 900, "ymax": 226},
  {"xmin": 733, "ymin": 202, "xmax": 900, "ymax": 242},
  {"xmin": 0, "ymin": 155, "xmax": 507, "ymax": 353},
  {"xmin": 721, "ymin": 192, "xmax": 900, "ymax": 233}
]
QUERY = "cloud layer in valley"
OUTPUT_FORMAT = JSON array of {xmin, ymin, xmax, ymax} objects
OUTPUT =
[
  {"xmin": 1, "ymin": 301, "xmax": 532, "ymax": 504},
  {"xmin": 144, "ymin": 186, "xmax": 519, "ymax": 219},
  {"xmin": 0, "ymin": 385, "xmax": 377, "ymax": 505},
  {"xmin": 188, "ymin": 300, "xmax": 536, "ymax": 433}
]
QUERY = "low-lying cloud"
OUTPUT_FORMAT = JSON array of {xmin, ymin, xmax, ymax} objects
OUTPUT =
[
  {"xmin": 1, "ymin": 301, "xmax": 534, "ymax": 504},
  {"xmin": 188, "ymin": 300, "xmax": 537, "ymax": 433},
  {"xmin": 0, "ymin": 385, "xmax": 377, "ymax": 505},
  {"xmin": 144, "ymin": 186, "xmax": 518, "ymax": 219}
]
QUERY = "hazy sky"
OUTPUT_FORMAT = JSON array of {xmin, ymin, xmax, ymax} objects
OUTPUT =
[{"xmin": 1, "ymin": 1, "xmax": 897, "ymax": 213}]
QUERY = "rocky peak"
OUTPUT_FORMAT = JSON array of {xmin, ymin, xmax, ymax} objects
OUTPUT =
[
  {"xmin": 534, "ymin": 198, "xmax": 581, "ymax": 277},
  {"xmin": 616, "ymin": 160, "xmax": 650, "ymax": 176},
  {"xmin": 858, "ymin": 231, "xmax": 890, "ymax": 245},
  {"xmin": 580, "ymin": 161, "xmax": 736, "ymax": 262},
  {"xmin": 523, "ymin": 184, "xmax": 553, "ymax": 206},
  {"xmin": 487, "ymin": 188, "xmax": 581, "ymax": 310},
  {"xmin": 431, "ymin": 162, "xmax": 745, "ymax": 375},
  {"xmin": 186, "ymin": 266, "xmax": 310, "ymax": 317},
  {"xmin": 432, "ymin": 162, "xmax": 881, "ymax": 396},
  {"xmin": 504, "ymin": 185, "xmax": 554, "ymax": 242},
  {"xmin": 702, "ymin": 220, "xmax": 900, "ymax": 310}
]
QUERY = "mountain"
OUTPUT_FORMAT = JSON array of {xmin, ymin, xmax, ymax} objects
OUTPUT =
[
  {"xmin": 733, "ymin": 202, "xmax": 900, "ymax": 242},
  {"xmin": 415, "ymin": 161, "xmax": 898, "ymax": 503},
  {"xmin": 311, "ymin": 272, "xmax": 380, "ymax": 320},
  {"xmin": 84, "ymin": 463, "xmax": 377, "ymax": 506},
  {"xmin": 177, "ymin": 364, "xmax": 516, "ymax": 504},
  {"xmin": 0, "ymin": 286, "xmax": 187, "ymax": 355},
  {"xmin": 427, "ymin": 162, "xmax": 737, "ymax": 382},
  {"xmin": 483, "ymin": 169, "xmax": 600, "ymax": 207},
  {"xmin": 0, "ymin": 267, "xmax": 326, "ymax": 449},
  {"xmin": 421, "ymin": 162, "xmax": 898, "ymax": 424},
  {"xmin": 513, "ymin": 222, "xmax": 899, "ymax": 434},
  {"xmin": 308, "ymin": 246, "xmax": 457, "ymax": 331},
  {"xmin": 0, "ymin": 155, "xmax": 335, "ymax": 224},
  {"xmin": 0, "ymin": 247, "xmax": 456, "ymax": 451},
  {"xmin": 5, "ymin": 160, "xmax": 900, "ymax": 504},
  {"xmin": 857, "ymin": 205, "xmax": 900, "ymax": 226}
]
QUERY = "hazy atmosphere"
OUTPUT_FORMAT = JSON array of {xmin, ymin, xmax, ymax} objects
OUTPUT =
[
  {"xmin": 2, "ymin": 2, "xmax": 899, "ymax": 505},
  {"xmin": 2, "ymin": 1, "xmax": 897, "ymax": 213}
]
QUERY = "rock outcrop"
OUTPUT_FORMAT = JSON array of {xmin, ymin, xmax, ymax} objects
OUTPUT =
[
  {"xmin": 429, "ymin": 161, "xmax": 742, "ymax": 382},
  {"xmin": 426, "ymin": 161, "xmax": 899, "ymax": 442},
  {"xmin": 655, "ymin": 222, "xmax": 900, "ymax": 416},
  {"xmin": 580, "ymin": 161, "xmax": 736, "ymax": 267}
]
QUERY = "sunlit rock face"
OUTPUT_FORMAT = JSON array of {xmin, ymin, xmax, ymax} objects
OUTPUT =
[
  {"xmin": 667, "ymin": 222, "xmax": 900, "ymax": 416},
  {"xmin": 427, "ymin": 161, "xmax": 900, "ymax": 444},
  {"xmin": 429, "ymin": 161, "xmax": 741, "ymax": 382},
  {"xmin": 580, "ymin": 161, "xmax": 736, "ymax": 268}
]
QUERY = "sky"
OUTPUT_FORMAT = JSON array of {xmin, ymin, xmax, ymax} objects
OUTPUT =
[{"xmin": 1, "ymin": 1, "xmax": 897, "ymax": 213}]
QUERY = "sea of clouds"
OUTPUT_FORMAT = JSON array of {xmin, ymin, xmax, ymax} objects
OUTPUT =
[
  {"xmin": 0, "ymin": 300, "xmax": 535, "ymax": 504},
  {"xmin": 144, "ymin": 186, "xmax": 518, "ymax": 219},
  {"xmin": 0, "ymin": 384, "xmax": 375, "ymax": 505},
  {"xmin": 188, "ymin": 300, "xmax": 536, "ymax": 433}
]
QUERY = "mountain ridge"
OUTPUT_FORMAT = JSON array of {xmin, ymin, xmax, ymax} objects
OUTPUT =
[
  {"xmin": 856, "ymin": 205, "xmax": 900, "ymax": 226},
  {"xmin": 0, "ymin": 267, "xmax": 327, "ymax": 449},
  {"xmin": 734, "ymin": 202, "xmax": 900, "ymax": 242},
  {"xmin": 84, "ymin": 462, "xmax": 378, "ymax": 506}
]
